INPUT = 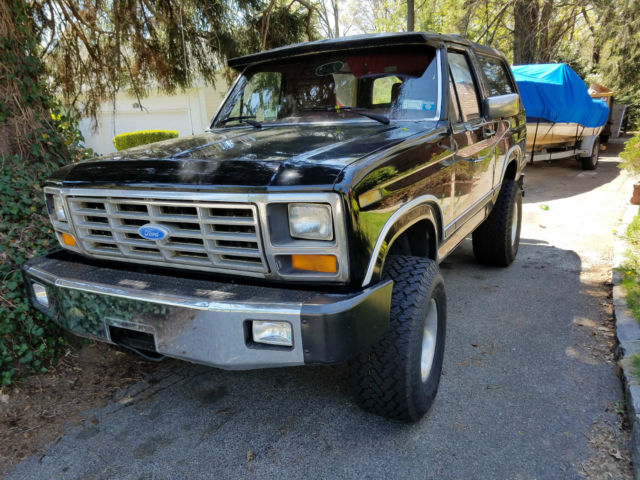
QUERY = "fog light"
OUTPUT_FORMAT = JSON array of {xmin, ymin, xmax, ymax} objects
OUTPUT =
[
  {"xmin": 32, "ymin": 282, "xmax": 49, "ymax": 308},
  {"xmin": 252, "ymin": 321, "xmax": 293, "ymax": 347}
]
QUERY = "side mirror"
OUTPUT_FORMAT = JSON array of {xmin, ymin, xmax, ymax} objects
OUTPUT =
[{"xmin": 484, "ymin": 93, "xmax": 520, "ymax": 119}]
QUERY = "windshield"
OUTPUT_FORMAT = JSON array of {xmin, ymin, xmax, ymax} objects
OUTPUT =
[{"xmin": 215, "ymin": 46, "xmax": 440, "ymax": 127}]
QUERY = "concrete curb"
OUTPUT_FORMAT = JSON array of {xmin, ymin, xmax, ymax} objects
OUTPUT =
[{"xmin": 614, "ymin": 204, "xmax": 640, "ymax": 479}]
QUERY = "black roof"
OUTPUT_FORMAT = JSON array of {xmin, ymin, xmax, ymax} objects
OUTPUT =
[{"xmin": 227, "ymin": 32, "xmax": 503, "ymax": 69}]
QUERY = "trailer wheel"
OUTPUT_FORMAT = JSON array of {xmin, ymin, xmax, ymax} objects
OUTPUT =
[{"xmin": 581, "ymin": 138, "xmax": 600, "ymax": 170}]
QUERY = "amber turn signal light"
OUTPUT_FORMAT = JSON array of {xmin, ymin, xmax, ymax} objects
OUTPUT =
[
  {"xmin": 61, "ymin": 233, "xmax": 77, "ymax": 247},
  {"xmin": 291, "ymin": 254, "xmax": 337, "ymax": 273}
]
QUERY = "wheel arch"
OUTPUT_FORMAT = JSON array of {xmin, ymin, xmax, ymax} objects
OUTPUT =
[
  {"xmin": 501, "ymin": 143, "xmax": 523, "ymax": 182},
  {"xmin": 362, "ymin": 196, "xmax": 443, "ymax": 287}
]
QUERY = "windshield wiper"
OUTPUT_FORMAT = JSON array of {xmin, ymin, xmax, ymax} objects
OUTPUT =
[
  {"xmin": 218, "ymin": 116, "xmax": 262, "ymax": 128},
  {"xmin": 303, "ymin": 106, "xmax": 390, "ymax": 125}
]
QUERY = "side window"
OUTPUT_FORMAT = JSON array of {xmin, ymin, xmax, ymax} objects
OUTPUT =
[
  {"xmin": 478, "ymin": 55, "xmax": 514, "ymax": 96},
  {"xmin": 230, "ymin": 72, "xmax": 282, "ymax": 122},
  {"xmin": 371, "ymin": 75, "xmax": 402, "ymax": 105},
  {"xmin": 447, "ymin": 51, "xmax": 481, "ymax": 121}
]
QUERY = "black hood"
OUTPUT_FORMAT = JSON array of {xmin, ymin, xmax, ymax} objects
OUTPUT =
[{"xmin": 49, "ymin": 123, "xmax": 435, "ymax": 191}]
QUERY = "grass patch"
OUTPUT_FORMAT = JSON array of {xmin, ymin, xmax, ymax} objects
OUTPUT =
[
  {"xmin": 632, "ymin": 352, "xmax": 640, "ymax": 374},
  {"xmin": 619, "ymin": 206, "xmax": 640, "ymax": 322}
]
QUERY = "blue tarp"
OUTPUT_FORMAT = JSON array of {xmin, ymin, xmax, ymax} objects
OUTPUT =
[{"xmin": 511, "ymin": 63, "xmax": 609, "ymax": 128}]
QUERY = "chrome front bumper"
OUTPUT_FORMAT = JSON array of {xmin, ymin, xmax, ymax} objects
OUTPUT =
[{"xmin": 23, "ymin": 251, "xmax": 392, "ymax": 369}]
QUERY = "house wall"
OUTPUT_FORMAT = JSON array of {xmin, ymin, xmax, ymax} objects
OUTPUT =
[{"xmin": 79, "ymin": 84, "xmax": 228, "ymax": 155}]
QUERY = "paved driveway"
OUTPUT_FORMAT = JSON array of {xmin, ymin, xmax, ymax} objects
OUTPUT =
[{"xmin": 7, "ymin": 142, "xmax": 635, "ymax": 479}]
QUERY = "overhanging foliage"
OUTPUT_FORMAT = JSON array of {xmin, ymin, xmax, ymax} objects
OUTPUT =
[{"xmin": 33, "ymin": 0, "xmax": 314, "ymax": 126}]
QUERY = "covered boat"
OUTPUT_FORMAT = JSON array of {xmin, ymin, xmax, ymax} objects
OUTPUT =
[{"xmin": 511, "ymin": 64, "xmax": 609, "ymax": 168}]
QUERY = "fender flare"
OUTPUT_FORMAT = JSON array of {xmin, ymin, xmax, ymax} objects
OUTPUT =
[
  {"xmin": 361, "ymin": 195, "xmax": 443, "ymax": 287},
  {"xmin": 499, "ymin": 143, "xmax": 524, "ymax": 182},
  {"xmin": 579, "ymin": 135, "xmax": 599, "ymax": 158}
]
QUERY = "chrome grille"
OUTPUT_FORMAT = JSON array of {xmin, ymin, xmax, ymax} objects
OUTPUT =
[{"xmin": 66, "ymin": 196, "xmax": 268, "ymax": 274}]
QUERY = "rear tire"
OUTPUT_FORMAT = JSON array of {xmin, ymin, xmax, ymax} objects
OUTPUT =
[
  {"xmin": 350, "ymin": 255, "xmax": 446, "ymax": 422},
  {"xmin": 581, "ymin": 138, "xmax": 600, "ymax": 170},
  {"xmin": 472, "ymin": 178, "xmax": 522, "ymax": 267}
]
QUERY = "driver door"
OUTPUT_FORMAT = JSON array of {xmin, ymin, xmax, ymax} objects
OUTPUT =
[{"xmin": 447, "ymin": 49, "xmax": 497, "ymax": 222}]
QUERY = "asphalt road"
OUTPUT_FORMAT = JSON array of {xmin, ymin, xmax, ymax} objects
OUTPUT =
[{"xmin": 7, "ymin": 140, "xmax": 636, "ymax": 480}]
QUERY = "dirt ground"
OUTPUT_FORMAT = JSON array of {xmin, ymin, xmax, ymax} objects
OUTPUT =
[{"xmin": 0, "ymin": 340, "xmax": 167, "ymax": 476}]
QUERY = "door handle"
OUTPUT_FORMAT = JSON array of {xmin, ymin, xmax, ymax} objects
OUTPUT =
[{"xmin": 465, "ymin": 150, "xmax": 494, "ymax": 164}]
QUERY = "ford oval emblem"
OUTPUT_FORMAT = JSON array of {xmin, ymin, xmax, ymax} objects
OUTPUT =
[{"xmin": 138, "ymin": 224, "xmax": 170, "ymax": 241}]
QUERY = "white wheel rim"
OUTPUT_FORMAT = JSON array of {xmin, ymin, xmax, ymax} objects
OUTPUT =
[
  {"xmin": 510, "ymin": 200, "xmax": 519, "ymax": 246},
  {"xmin": 421, "ymin": 299, "xmax": 438, "ymax": 382}
]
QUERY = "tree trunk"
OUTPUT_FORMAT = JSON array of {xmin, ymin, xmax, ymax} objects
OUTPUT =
[
  {"xmin": 333, "ymin": 0, "xmax": 340, "ymax": 37},
  {"xmin": 407, "ymin": 0, "xmax": 415, "ymax": 32},
  {"xmin": 0, "ymin": 0, "xmax": 66, "ymax": 162},
  {"xmin": 513, "ymin": 0, "xmax": 539, "ymax": 64},
  {"xmin": 458, "ymin": 0, "xmax": 477, "ymax": 38},
  {"xmin": 537, "ymin": 0, "xmax": 553, "ymax": 63}
]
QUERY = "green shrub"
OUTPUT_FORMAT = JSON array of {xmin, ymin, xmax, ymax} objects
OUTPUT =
[
  {"xmin": 620, "ymin": 208, "xmax": 640, "ymax": 323},
  {"xmin": 0, "ymin": 114, "xmax": 93, "ymax": 386},
  {"xmin": 1, "ymin": 154, "xmax": 68, "ymax": 385},
  {"xmin": 0, "ymin": 0, "xmax": 101, "ymax": 385},
  {"xmin": 112, "ymin": 129, "xmax": 178, "ymax": 151},
  {"xmin": 619, "ymin": 133, "xmax": 640, "ymax": 175}
]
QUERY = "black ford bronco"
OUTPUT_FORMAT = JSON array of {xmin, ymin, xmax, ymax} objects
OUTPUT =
[{"xmin": 24, "ymin": 32, "xmax": 526, "ymax": 421}]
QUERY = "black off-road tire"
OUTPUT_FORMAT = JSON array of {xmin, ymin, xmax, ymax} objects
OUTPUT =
[
  {"xmin": 350, "ymin": 255, "xmax": 446, "ymax": 422},
  {"xmin": 581, "ymin": 138, "xmax": 600, "ymax": 170},
  {"xmin": 472, "ymin": 178, "xmax": 522, "ymax": 267}
]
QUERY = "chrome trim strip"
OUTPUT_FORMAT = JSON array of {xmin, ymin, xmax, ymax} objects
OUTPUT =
[
  {"xmin": 362, "ymin": 194, "xmax": 440, "ymax": 287},
  {"xmin": 435, "ymin": 49, "xmax": 443, "ymax": 120},
  {"xmin": 495, "ymin": 143, "xmax": 523, "ymax": 188},
  {"xmin": 443, "ymin": 187, "xmax": 496, "ymax": 237},
  {"xmin": 25, "ymin": 265, "xmax": 303, "ymax": 314},
  {"xmin": 437, "ymin": 208, "xmax": 486, "ymax": 261}
]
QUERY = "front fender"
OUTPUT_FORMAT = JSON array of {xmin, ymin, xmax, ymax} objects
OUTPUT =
[{"xmin": 361, "ymin": 196, "xmax": 443, "ymax": 287}]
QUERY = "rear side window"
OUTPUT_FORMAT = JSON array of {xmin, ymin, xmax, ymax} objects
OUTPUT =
[
  {"xmin": 372, "ymin": 75, "xmax": 402, "ymax": 105},
  {"xmin": 447, "ymin": 51, "xmax": 481, "ymax": 121},
  {"xmin": 478, "ymin": 55, "xmax": 514, "ymax": 96}
]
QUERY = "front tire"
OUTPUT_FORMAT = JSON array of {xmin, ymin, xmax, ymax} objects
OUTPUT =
[
  {"xmin": 350, "ymin": 255, "xmax": 446, "ymax": 422},
  {"xmin": 472, "ymin": 178, "xmax": 522, "ymax": 267}
]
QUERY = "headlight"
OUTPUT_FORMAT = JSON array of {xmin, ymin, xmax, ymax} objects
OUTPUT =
[
  {"xmin": 288, "ymin": 203, "xmax": 333, "ymax": 241},
  {"xmin": 53, "ymin": 195, "xmax": 67, "ymax": 221}
]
